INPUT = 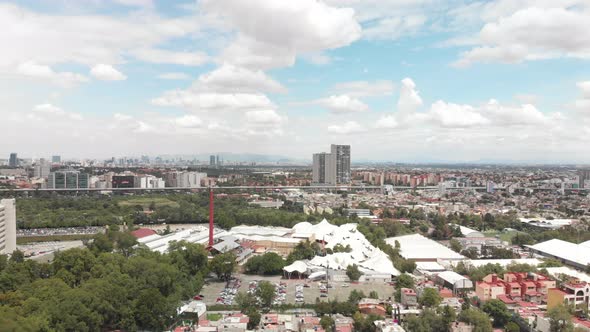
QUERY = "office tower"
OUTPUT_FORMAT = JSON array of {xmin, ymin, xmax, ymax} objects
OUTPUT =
[
  {"xmin": 51, "ymin": 155, "xmax": 61, "ymax": 163},
  {"xmin": 8, "ymin": 153, "xmax": 17, "ymax": 167},
  {"xmin": 216, "ymin": 155, "xmax": 220, "ymax": 166},
  {"xmin": 331, "ymin": 144, "xmax": 351, "ymax": 184},
  {"xmin": 34, "ymin": 158, "xmax": 51, "ymax": 178},
  {"xmin": 0, "ymin": 199, "xmax": 17, "ymax": 254},
  {"xmin": 579, "ymin": 169, "xmax": 590, "ymax": 189},
  {"xmin": 210, "ymin": 155, "xmax": 216, "ymax": 166},
  {"xmin": 47, "ymin": 171, "xmax": 90, "ymax": 189}
]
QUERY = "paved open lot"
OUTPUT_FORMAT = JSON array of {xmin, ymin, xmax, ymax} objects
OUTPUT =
[{"xmin": 200, "ymin": 274, "xmax": 394, "ymax": 305}]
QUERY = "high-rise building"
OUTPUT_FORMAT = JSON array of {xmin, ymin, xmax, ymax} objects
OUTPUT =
[
  {"xmin": 579, "ymin": 169, "xmax": 590, "ymax": 189},
  {"xmin": 0, "ymin": 198, "xmax": 17, "ymax": 255},
  {"xmin": 34, "ymin": 158, "xmax": 51, "ymax": 178},
  {"xmin": 312, "ymin": 144, "xmax": 350, "ymax": 185},
  {"xmin": 312, "ymin": 152, "xmax": 336, "ymax": 185},
  {"xmin": 51, "ymin": 155, "xmax": 61, "ymax": 163},
  {"xmin": 210, "ymin": 155, "xmax": 216, "ymax": 166},
  {"xmin": 8, "ymin": 153, "xmax": 17, "ymax": 167},
  {"xmin": 331, "ymin": 144, "xmax": 351, "ymax": 184},
  {"xmin": 48, "ymin": 171, "xmax": 90, "ymax": 189}
]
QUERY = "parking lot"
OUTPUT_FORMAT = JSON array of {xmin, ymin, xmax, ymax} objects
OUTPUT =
[{"xmin": 200, "ymin": 274, "xmax": 393, "ymax": 306}]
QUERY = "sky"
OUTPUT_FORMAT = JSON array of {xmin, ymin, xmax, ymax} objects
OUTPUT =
[{"xmin": 1, "ymin": 0, "xmax": 590, "ymax": 163}]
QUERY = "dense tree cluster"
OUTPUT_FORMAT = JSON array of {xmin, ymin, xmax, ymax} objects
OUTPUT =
[
  {"xmin": 404, "ymin": 307, "xmax": 457, "ymax": 332},
  {"xmin": 244, "ymin": 252, "xmax": 285, "ymax": 275},
  {"xmin": 0, "ymin": 237, "xmax": 208, "ymax": 331}
]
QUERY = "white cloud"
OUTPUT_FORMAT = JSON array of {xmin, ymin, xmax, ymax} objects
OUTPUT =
[
  {"xmin": 377, "ymin": 78, "xmax": 558, "ymax": 130},
  {"xmin": 429, "ymin": 100, "xmax": 490, "ymax": 128},
  {"xmin": 397, "ymin": 78, "xmax": 423, "ymax": 117},
  {"xmin": 158, "ymin": 72, "xmax": 192, "ymax": 80},
  {"xmin": 0, "ymin": 3, "xmax": 202, "ymax": 76},
  {"xmin": 133, "ymin": 48, "xmax": 209, "ymax": 66},
  {"xmin": 16, "ymin": 61, "xmax": 88, "ymax": 87},
  {"xmin": 376, "ymin": 115, "xmax": 399, "ymax": 129},
  {"xmin": 203, "ymin": 0, "xmax": 361, "ymax": 69},
  {"xmin": 112, "ymin": 0, "xmax": 154, "ymax": 7},
  {"xmin": 575, "ymin": 81, "xmax": 590, "ymax": 113},
  {"xmin": 317, "ymin": 95, "xmax": 369, "ymax": 114},
  {"xmin": 332, "ymin": 80, "xmax": 395, "ymax": 97},
  {"xmin": 152, "ymin": 91, "xmax": 274, "ymax": 111},
  {"xmin": 363, "ymin": 14, "xmax": 427, "ymax": 40},
  {"xmin": 32, "ymin": 103, "xmax": 82, "ymax": 120},
  {"xmin": 328, "ymin": 121, "xmax": 365, "ymax": 134},
  {"xmin": 245, "ymin": 110, "xmax": 283, "ymax": 125},
  {"xmin": 454, "ymin": 7, "xmax": 590, "ymax": 66},
  {"xmin": 90, "ymin": 64, "xmax": 127, "ymax": 81},
  {"xmin": 174, "ymin": 115, "xmax": 203, "ymax": 128},
  {"xmin": 305, "ymin": 53, "xmax": 332, "ymax": 65},
  {"xmin": 198, "ymin": 64, "xmax": 286, "ymax": 93}
]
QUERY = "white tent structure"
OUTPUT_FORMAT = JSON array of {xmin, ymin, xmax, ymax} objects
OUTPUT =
[
  {"xmin": 283, "ymin": 260, "xmax": 309, "ymax": 278},
  {"xmin": 285, "ymin": 220, "xmax": 401, "ymax": 280}
]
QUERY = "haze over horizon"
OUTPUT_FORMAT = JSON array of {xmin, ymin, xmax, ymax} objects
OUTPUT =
[{"xmin": 2, "ymin": 1, "xmax": 590, "ymax": 162}]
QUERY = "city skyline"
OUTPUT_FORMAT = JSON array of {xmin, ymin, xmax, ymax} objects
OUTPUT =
[{"xmin": 1, "ymin": 1, "xmax": 590, "ymax": 162}]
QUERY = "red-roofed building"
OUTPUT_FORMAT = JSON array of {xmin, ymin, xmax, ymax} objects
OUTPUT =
[
  {"xmin": 131, "ymin": 228, "xmax": 157, "ymax": 239},
  {"xmin": 547, "ymin": 279, "xmax": 590, "ymax": 312}
]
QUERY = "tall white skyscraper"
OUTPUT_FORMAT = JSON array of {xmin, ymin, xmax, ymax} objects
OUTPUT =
[
  {"xmin": 312, "ymin": 144, "xmax": 350, "ymax": 185},
  {"xmin": 0, "ymin": 199, "xmax": 17, "ymax": 255}
]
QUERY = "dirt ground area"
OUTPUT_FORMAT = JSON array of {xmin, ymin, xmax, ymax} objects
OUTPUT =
[{"xmin": 200, "ymin": 273, "xmax": 394, "ymax": 306}]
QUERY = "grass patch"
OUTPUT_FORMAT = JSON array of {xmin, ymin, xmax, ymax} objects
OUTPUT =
[
  {"xmin": 483, "ymin": 230, "xmax": 526, "ymax": 244},
  {"xmin": 17, "ymin": 234, "xmax": 95, "ymax": 244},
  {"xmin": 118, "ymin": 197, "xmax": 179, "ymax": 208},
  {"xmin": 206, "ymin": 313, "xmax": 223, "ymax": 321}
]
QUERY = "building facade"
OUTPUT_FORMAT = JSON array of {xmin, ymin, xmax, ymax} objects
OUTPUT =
[
  {"xmin": 0, "ymin": 199, "xmax": 17, "ymax": 255},
  {"xmin": 312, "ymin": 144, "xmax": 350, "ymax": 185},
  {"xmin": 312, "ymin": 152, "xmax": 336, "ymax": 185},
  {"xmin": 8, "ymin": 153, "xmax": 17, "ymax": 167},
  {"xmin": 48, "ymin": 171, "xmax": 90, "ymax": 189},
  {"xmin": 331, "ymin": 144, "xmax": 351, "ymax": 184},
  {"xmin": 34, "ymin": 158, "xmax": 51, "ymax": 179},
  {"xmin": 579, "ymin": 169, "xmax": 590, "ymax": 188}
]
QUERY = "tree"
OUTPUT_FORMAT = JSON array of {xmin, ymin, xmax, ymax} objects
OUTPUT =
[
  {"xmin": 346, "ymin": 264, "xmax": 363, "ymax": 281},
  {"xmin": 419, "ymin": 287, "xmax": 442, "ymax": 308},
  {"xmin": 506, "ymin": 321, "xmax": 521, "ymax": 332},
  {"xmin": 348, "ymin": 290, "xmax": 366, "ymax": 304},
  {"xmin": 369, "ymin": 290, "xmax": 379, "ymax": 299},
  {"xmin": 88, "ymin": 233, "xmax": 114, "ymax": 253},
  {"xmin": 482, "ymin": 299, "xmax": 511, "ymax": 327},
  {"xmin": 320, "ymin": 315, "xmax": 335, "ymax": 331},
  {"xmin": 439, "ymin": 305, "xmax": 457, "ymax": 330},
  {"xmin": 450, "ymin": 239, "xmax": 462, "ymax": 253},
  {"xmin": 246, "ymin": 308, "xmax": 261, "ymax": 330},
  {"xmin": 547, "ymin": 304, "xmax": 574, "ymax": 332},
  {"xmin": 404, "ymin": 309, "xmax": 448, "ymax": 332},
  {"xmin": 461, "ymin": 247, "xmax": 479, "ymax": 259},
  {"xmin": 458, "ymin": 308, "xmax": 493, "ymax": 332},
  {"xmin": 395, "ymin": 273, "xmax": 415, "ymax": 301},
  {"xmin": 236, "ymin": 292, "xmax": 258, "ymax": 312},
  {"xmin": 244, "ymin": 253, "xmax": 285, "ymax": 275},
  {"xmin": 256, "ymin": 281, "xmax": 276, "ymax": 309},
  {"xmin": 209, "ymin": 252, "xmax": 237, "ymax": 281}
]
